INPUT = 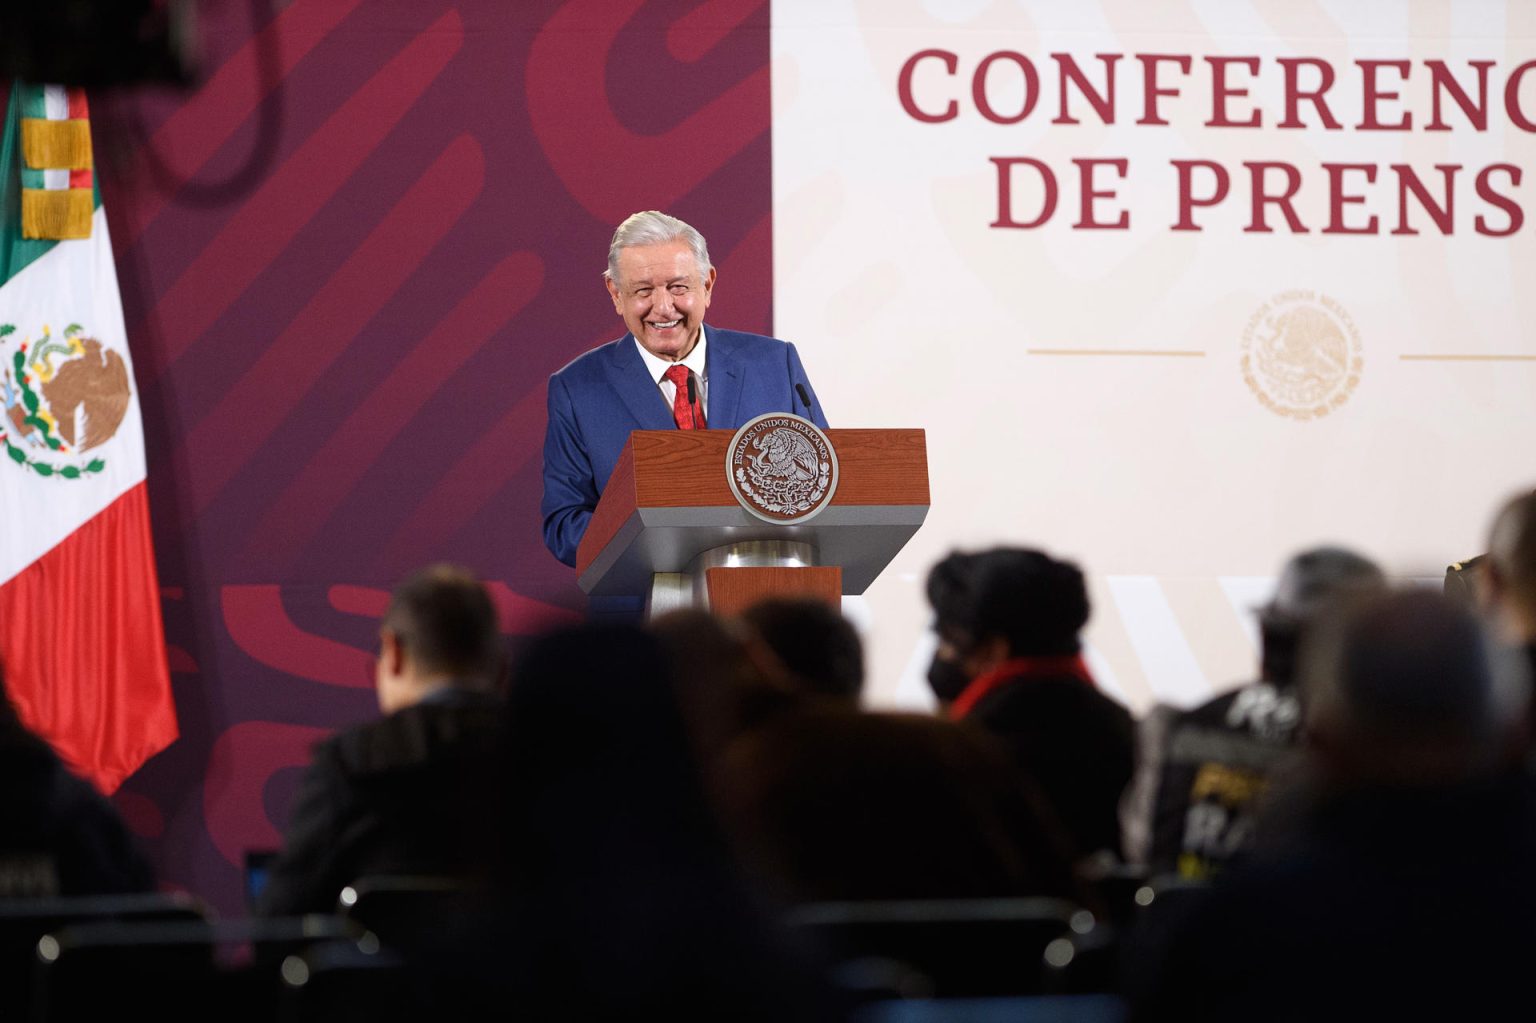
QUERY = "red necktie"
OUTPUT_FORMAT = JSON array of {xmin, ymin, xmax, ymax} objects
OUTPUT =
[{"xmin": 663, "ymin": 364, "xmax": 705, "ymax": 430}]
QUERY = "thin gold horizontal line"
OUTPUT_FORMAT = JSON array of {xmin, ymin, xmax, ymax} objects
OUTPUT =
[
  {"xmin": 1400, "ymin": 354, "xmax": 1536, "ymax": 362},
  {"xmin": 1027, "ymin": 348, "xmax": 1206, "ymax": 357}
]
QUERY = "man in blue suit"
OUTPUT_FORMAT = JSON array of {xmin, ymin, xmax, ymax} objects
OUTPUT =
[{"xmin": 541, "ymin": 211, "xmax": 828, "ymax": 567}]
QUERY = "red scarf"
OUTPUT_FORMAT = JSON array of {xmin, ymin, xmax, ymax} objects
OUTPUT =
[{"xmin": 950, "ymin": 654, "xmax": 1095, "ymax": 720}]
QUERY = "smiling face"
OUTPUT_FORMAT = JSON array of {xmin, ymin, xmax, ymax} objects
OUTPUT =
[{"xmin": 606, "ymin": 239, "xmax": 716, "ymax": 361}]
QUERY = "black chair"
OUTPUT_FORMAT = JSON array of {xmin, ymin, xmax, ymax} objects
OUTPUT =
[
  {"xmin": 1039, "ymin": 920, "xmax": 1121, "ymax": 995},
  {"xmin": 1080, "ymin": 862, "xmax": 1153, "ymax": 927},
  {"xmin": 787, "ymin": 897, "xmax": 1091, "ymax": 998},
  {"xmin": 1132, "ymin": 875, "xmax": 1209, "ymax": 936},
  {"xmin": 335, "ymin": 875, "xmax": 481, "ymax": 956},
  {"xmin": 275, "ymin": 937, "xmax": 424, "ymax": 1023},
  {"xmin": 30, "ymin": 915, "xmax": 360, "ymax": 1023},
  {"xmin": 1117, "ymin": 874, "xmax": 1211, "ymax": 1002},
  {"xmin": 0, "ymin": 892, "xmax": 208, "ymax": 1021}
]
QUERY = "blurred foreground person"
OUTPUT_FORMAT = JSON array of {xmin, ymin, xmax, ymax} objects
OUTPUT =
[
  {"xmin": 456, "ymin": 622, "xmax": 835, "ymax": 1021},
  {"xmin": 1133, "ymin": 590, "xmax": 1536, "ymax": 1023},
  {"xmin": 717, "ymin": 702, "xmax": 1084, "ymax": 905},
  {"xmin": 1446, "ymin": 486, "xmax": 1536, "ymax": 608},
  {"xmin": 925, "ymin": 548, "xmax": 1134, "ymax": 864},
  {"xmin": 259, "ymin": 565, "xmax": 504, "ymax": 916},
  {"xmin": 659, "ymin": 606, "xmax": 1082, "ymax": 906},
  {"xmin": 1482, "ymin": 488, "xmax": 1536, "ymax": 712},
  {"xmin": 651, "ymin": 608, "xmax": 801, "ymax": 767},
  {"xmin": 1122, "ymin": 546, "xmax": 1385, "ymax": 878},
  {"xmin": 738, "ymin": 598, "xmax": 864, "ymax": 705},
  {"xmin": 0, "ymin": 671, "xmax": 153, "ymax": 896}
]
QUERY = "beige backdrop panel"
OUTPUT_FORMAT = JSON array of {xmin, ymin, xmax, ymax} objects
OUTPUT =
[{"xmin": 772, "ymin": 0, "xmax": 1536, "ymax": 710}]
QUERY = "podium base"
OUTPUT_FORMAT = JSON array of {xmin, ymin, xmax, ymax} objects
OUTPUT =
[
  {"xmin": 703, "ymin": 565, "xmax": 842, "ymax": 618},
  {"xmin": 643, "ymin": 540, "xmax": 839, "ymax": 619}
]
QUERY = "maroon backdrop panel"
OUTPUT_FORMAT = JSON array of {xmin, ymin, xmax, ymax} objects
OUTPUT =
[{"xmin": 90, "ymin": 0, "xmax": 772, "ymax": 913}]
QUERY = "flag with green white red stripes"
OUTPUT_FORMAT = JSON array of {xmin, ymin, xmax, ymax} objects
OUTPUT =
[{"xmin": 0, "ymin": 81, "xmax": 177, "ymax": 793}]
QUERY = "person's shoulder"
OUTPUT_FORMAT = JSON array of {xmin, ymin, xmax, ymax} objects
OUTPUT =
[
  {"xmin": 709, "ymin": 328, "xmax": 794, "ymax": 355},
  {"xmin": 551, "ymin": 334, "xmax": 631, "ymax": 381},
  {"xmin": 330, "ymin": 696, "xmax": 502, "ymax": 777},
  {"xmin": 0, "ymin": 719, "xmax": 61, "ymax": 777},
  {"xmin": 981, "ymin": 670, "xmax": 1130, "ymax": 720},
  {"xmin": 1172, "ymin": 685, "xmax": 1250, "ymax": 727},
  {"xmin": 1444, "ymin": 553, "xmax": 1486, "ymax": 607},
  {"xmin": 1193, "ymin": 679, "xmax": 1300, "ymax": 743}
]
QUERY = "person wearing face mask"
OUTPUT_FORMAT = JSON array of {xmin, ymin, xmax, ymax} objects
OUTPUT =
[{"xmin": 925, "ymin": 547, "xmax": 1135, "ymax": 866}]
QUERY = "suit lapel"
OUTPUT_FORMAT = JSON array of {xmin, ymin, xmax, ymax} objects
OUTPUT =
[
  {"xmin": 604, "ymin": 335, "xmax": 675, "ymax": 430},
  {"xmin": 704, "ymin": 327, "xmax": 744, "ymax": 428}
]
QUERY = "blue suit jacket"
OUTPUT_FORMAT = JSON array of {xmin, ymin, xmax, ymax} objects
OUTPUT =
[{"xmin": 541, "ymin": 327, "xmax": 828, "ymax": 566}]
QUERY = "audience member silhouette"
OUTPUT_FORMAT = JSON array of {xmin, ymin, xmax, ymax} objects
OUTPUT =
[
  {"xmin": 652, "ymin": 601, "xmax": 1084, "ymax": 907},
  {"xmin": 1481, "ymin": 488, "xmax": 1536, "ymax": 725},
  {"xmin": 460, "ymin": 622, "xmax": 834, "ymax": 1021},
  {"xmin": 1121, "ymin": 546, "xmax": 1385, "ymax": 878},
  {"xmin": 0, "ymin": 671, "xmax": 153, "ymax": 896},
  {"xmin": 650, "ymin": 609, "xmax": 803, "ymax": 769},
  {"xmin": 738, "ymin": 598, "xmax": 864, "ymax": 704},
  {"xmin": 716, "ymin": 701, "xmax": 1084, "ymax": 905},
  {"xmin": 1132, "ymin": 589, "xmax": 1536, "ymax": 1022},
  {"xmin": 258, "ymin": 564, "xmax": 505, "ymax": 916},
  {"xmin": 925, "ymin": 547, "xmax": 1134, "ymax": 864}
]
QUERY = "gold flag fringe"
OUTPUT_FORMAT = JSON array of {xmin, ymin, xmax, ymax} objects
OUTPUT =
[
  {"xmin": 20, "ymin": 118, "xmax": 94, "ymax": 170},
  {"xmin": 21, "ymin": 188, "xmax": 93, "ymax": 239}
]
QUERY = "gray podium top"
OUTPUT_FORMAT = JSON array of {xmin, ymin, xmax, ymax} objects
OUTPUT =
[{"xmin": 578, "ymin": 503, "xmax": 927, "ymax": 596}]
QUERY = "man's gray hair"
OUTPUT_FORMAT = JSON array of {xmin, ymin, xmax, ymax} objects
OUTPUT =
[{"xmin": 604, "ymin": 211, "xmax": 712, "ymax": 284}]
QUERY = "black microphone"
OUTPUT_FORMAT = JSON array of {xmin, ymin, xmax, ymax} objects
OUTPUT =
[
  {"xmin": 687, "ymin": 373, "xmax": 697, "ymax": 406},
  {"xmin": 795, "ymin": 383, "xmax": 812, "ymax": 414}
]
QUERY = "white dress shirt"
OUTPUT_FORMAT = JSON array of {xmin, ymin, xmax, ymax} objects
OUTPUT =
[{"xmin": 633, "ymin": 326, "xmax": 709, "ymax": 420}]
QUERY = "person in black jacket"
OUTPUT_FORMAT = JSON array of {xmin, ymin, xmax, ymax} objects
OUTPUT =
[
  {"xmin": 1120, "ymin": 546, "xmax": 1386, "ymax": 879},
  {"xmin": 258, "ymin": 564, "xmax": 505, "ymax": 916},
  {"xmin": 1132, "ymin": 590, "xmax": 1536, "ymax": 1023},
  {"xmin": 925, "ymin": 547, "xmax": 1134, "ymax": 865},
  {"xmin": 446, "ymin": 622, "xmax": 839, "ymax": 1022}
]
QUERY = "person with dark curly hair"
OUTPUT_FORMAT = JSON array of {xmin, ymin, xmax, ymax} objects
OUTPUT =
[{"xmin": 925, "ymin": 547, "xmax": 1134, "ymax": 865}]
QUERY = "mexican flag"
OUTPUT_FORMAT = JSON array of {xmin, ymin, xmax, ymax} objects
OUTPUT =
[{"xmin": 0, "ymin": 82, "xmax": 177, "ymax": 792}]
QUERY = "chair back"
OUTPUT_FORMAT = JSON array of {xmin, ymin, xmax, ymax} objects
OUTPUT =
[
  {"xmin": 29, "ymin": 915, "xmax": 358, "ymax": 1023},
  {"xmin": 0, "ymin": 892, "xmax": 208, "ymax": 1020},
  {"xmin": 1117, "ymin": 874, "xmax": 1211, "ymax": 1000},
  {"xmin": 1081, "ymin": 863, "xmax": 1153, "ymax": 926},
  {"xmin": 337, "ymin": 875, "xmax": 480, "ymax": 956},
  {"xmin": 275, "ymin": 938, "xmax": 420, "ymax": 1023},
  {"xmin": 787, "ymin": 897, "xmax": 1090, "ymax": 998}
]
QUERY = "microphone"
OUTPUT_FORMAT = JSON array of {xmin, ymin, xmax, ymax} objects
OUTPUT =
[
  {"xmin": 795, "ymin": 383, "xmax": 812, "ymax": 414},
  {"xmin": 686, "ymin": 373, "xmax": 705, "ymax": 428}
]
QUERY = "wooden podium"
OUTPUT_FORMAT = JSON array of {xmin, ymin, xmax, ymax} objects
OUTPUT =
[{"xmin": 575, "ymin": 429, "xmax": 929, "ymax": 617}]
